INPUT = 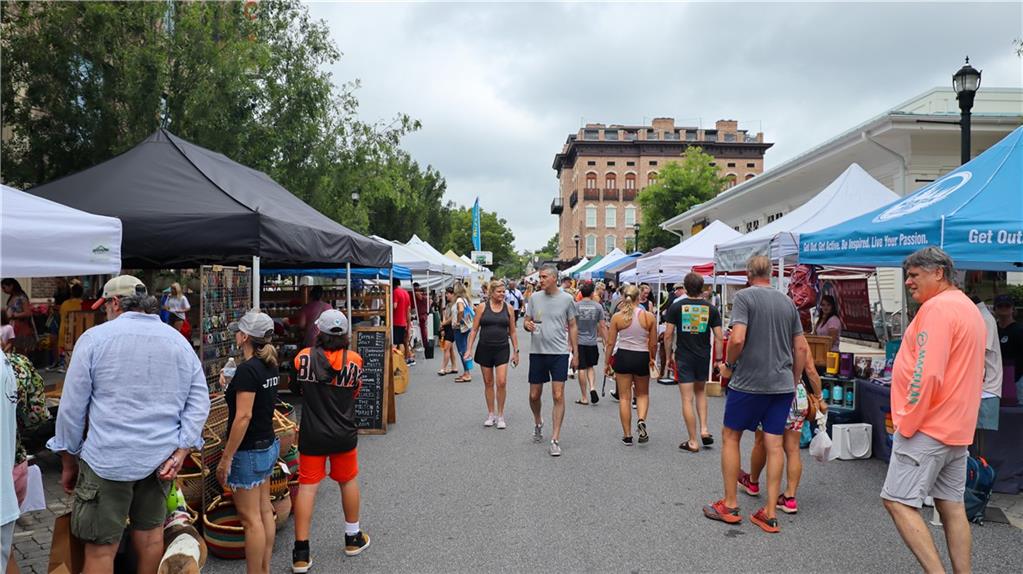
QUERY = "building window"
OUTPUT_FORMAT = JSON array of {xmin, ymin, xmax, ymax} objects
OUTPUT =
[
  {"xmin": 745, "ymin": 219, "xmax": 760, "ymax": 232},
  {"xmin": 686, "ymin": 131, "xmax": 697, "ymax": 141},
  {"xmin": 745, "ymin": 173, "xmax": 756, "ymax": 181},
  {"xmin": 649, "ymin": 160, "xmax": 658, "ymax": 166},
  {"xmin": 646, "ymin": 129, "xmax": 658, "ymax": 140},
  {"xmin": 605, "ymin": 130, "xmax": 619, "ymax": 141},
  {"xmin": 746, "ymin": 162, "xmax": 755, "ymax": 168},
  {"xmin": 585, "ymin": 234, "xmax": 597, "ymax": 257},
  {"xmin": 624, "ymin": 173, "xmax": 636, "ymax": 189},
  {"xmin": 626, "ymin": 161, "xmax": 635, "ymax": 166},
  {"xmin": 727, "ymin": 162, "xmax": 736, "ymax": 168},
  {"xmin": 605, "ymin": 173, "xmax": 617, "ymax": 189},
  {"xmin": 624, "ymin": 205, "xmax": 636, "ymax": 226},
  {"xmin": 709, "ymin": 162, "xmax": 717, "ymax": 167},
  {"xmin": 605, "ymin": 234, "xmax": 616, "ymax": 254},
  {"xmin": 587, "ymin": 160, "xmax": 596, "ymax": 166},
  {"xmin": 724, "ymin": 133, "xmax": 736, "ymax": 142},
  {"xmin": 766, "ymin": 211, "xmax": 785, "ymax": 223},
  {"xmin": 584, "ymin": 129, "xmax": 599, "ymax": 140},
  {"xmin": 585, "ymin": 172, "xmax": 597, "ymax": 189},
  {"xmin": 647, "ymin": 171, "xmax": 658, "ymax": 186},
  {"xmin": 585, "ymin": 206, "xmax": 597, "ymax": 228},
  {"xmin": 724, "ymin": 173, "xmax": 737, "ymax": 189},
  {"xmin": 607, "ymin": 161, "xmax": 616, "ymax": 166},
  {"xmin": 605, "ymin": 205, "xmax": 616, "ymax": 227}
]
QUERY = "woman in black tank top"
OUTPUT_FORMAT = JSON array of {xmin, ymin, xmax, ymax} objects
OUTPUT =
[{"xmin": 465, "ymin": 281, "xmax": 520, "ymax": 428}]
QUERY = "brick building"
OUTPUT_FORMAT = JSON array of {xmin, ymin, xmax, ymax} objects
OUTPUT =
[{"xmin": 550, "ymin": 118, "xmax": 771, "ymax": 260}]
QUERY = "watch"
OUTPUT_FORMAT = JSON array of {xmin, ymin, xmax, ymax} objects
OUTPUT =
[{"xmin": 723, "ymin": 361, "xmax": 737, "ymax": 370}]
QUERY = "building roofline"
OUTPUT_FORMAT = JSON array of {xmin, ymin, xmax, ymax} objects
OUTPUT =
[{"xmin": 660, "ymin": 87, "xmax": 1023, "ymax": 231}]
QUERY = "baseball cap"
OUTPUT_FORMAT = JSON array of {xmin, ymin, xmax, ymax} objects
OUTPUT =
[
  {"xmin": 91, "ymin": 275, "xmax": 147, "ymax": 310},
  {"xmin": 994, "ymin": 294, "xmax": 1014, "ymax": 307},
  {"xmin": 672, "ymin": 283, "xmax": 684, "ymax": 291},
  {"xmin": 228, "ymin": 310, "xmax": 275, "ymax": 340},
  {"xmin": 315, "ymin": 309, "xmax": 350, "ymax": 336}
]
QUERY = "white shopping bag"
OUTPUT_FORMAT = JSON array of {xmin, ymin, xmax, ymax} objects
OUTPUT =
[{"xmin": 809, "ymin": 411, "xmax": 834, "ymax": 462}]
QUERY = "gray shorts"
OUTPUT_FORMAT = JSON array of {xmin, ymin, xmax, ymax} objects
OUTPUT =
[
  {"xmin": 880, "ymin": 431, "xmax": 967, "ymax": 508},
  {"xmin": 977, "ymin": 396, "xmax": 1000, "ymax": 431}
]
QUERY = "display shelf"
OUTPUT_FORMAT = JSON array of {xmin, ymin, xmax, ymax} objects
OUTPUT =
[{"xmin": 200, "ymin": 265, "xmax": 251, "ymax": 390}]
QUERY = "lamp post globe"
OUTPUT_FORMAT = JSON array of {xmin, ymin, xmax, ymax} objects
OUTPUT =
[
  {"xmin": 953, "ymin": 57, "xmax": 981, "ymax": 165},
  {"xmin": 351, "ymin": 190, "xmax": 361, "ymax": 204},
  {"xmin": 573, "ymin": 233, "xmax": 580, "ymax": 259}
]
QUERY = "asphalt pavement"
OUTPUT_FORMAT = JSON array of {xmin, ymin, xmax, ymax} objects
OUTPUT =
[{"xmin": 205, "ymin": 325, "xmax": 1023, "ymax": 573}]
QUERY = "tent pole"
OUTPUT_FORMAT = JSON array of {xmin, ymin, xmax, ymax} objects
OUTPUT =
[
  {"xmin": 346, "ymin": 263, "xmax": 352, "ymax": 320},
  {"xmin": 252, "ymin": 255, "xmax": 261, "ymax": 309},
  {"xmin": 776, "ymin": 257, "xmax": 784, "ymax": 292}
]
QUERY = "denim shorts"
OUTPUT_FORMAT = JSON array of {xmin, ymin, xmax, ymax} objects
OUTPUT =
[{"xmin": 227, "ymin": 439, "xmax": 280, "ymax": 490}]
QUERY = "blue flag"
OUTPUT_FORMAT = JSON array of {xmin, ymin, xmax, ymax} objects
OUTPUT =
[{"xmin": 471, "ymin": 197, "xmax": 481, "ymax": 252}]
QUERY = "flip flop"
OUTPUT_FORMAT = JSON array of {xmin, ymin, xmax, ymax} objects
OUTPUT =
[
  {"xmin": 574, "ymin": 399, "xmax": 589, "ymax": 405},
  {"xmin": 454, "ymin": 376, "xmax": 472, "ymax": 383},
  {"xmin": 701, "ymin": 434, "xmax": 715, "ymax": 446}
]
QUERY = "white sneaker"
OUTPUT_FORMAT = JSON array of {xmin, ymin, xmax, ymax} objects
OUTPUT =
[
  {"xmin": 549, "ymin": 439, "xmax": 562, "ymax": 457},
  {"xmin": 496, "ymin": 417, "xmax": 507, "ymax": 429},
  {"xmin": 484, "ymin": 414, "xmax": 496, "ymax": 427}
]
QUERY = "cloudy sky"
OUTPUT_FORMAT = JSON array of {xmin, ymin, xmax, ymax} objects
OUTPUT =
[{"xmin": 307, "ymin": 1, "xmax": 1022, "ymax": 251}]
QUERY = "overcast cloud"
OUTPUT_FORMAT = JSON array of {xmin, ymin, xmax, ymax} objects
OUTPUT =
[{"xmin": 307, "ymin": 1, "xmax": 1022, "ymax": 251}]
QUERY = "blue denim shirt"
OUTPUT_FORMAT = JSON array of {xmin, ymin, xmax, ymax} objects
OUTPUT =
[{"xmin": 47, "ymin": 312, "xmax": 210, "ymax": 481}]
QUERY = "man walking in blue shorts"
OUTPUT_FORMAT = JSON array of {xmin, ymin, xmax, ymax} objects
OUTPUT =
[{"xmin": 704, "ymin": 256, "xmax": 808, "ymax": 533}]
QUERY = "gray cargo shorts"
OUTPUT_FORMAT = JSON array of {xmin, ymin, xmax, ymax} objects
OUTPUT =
[{"xmin": 880, "ymin": 431, "xmax": 967, "ymax": 508}]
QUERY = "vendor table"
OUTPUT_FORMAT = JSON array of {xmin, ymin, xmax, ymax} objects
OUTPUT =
[{"xmin": 855, "ymin": 379, "xmax": 1023, "ymax": 494}]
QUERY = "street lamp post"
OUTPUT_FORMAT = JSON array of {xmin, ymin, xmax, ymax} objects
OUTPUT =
[
  {"xmin": 953, "ymin": 57, "xmax": 982, "ymax": 166},
  {"xmin": 573, "ymin": 233, "xmax": 580, "ymax": 259},
  {"xmin": 633, "ymin": 222, "xmax": 641, "ymax": 252}
]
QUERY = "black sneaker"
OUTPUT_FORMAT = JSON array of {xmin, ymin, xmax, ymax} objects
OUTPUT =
[
  {"xmin": 622, "ymin": 436, "xmax": 634, "ymax": 446},
  {"xmin": 344, "ymin": 531, "xmax": 371, "ymax": 556},
  {"xmin": 610, "ymin": 390, "xmax": 620, "ymax": 402},
  {"xmin": 637, "ymin": 419, "xmax": 649, "ymax": 443},
  {"xmin": 590, "ymin": 389, "xmax": 599, "ymax": 404},
  {"xmin": 292, "ymin": 545, "xmax": 311, "ymax": 573}
]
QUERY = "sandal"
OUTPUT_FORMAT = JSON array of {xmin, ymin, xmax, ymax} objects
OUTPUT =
[
  {"xmin": 454, "ymin": 376, "xmax": 472, "ymax": 383},
  {"xmin": 701, "ymin": 434, "xmax": 715, "ymax": 446},
  {"xmin": 574, "ymin": 399, "xmax": 589, "ymax": 405},
  {"xmin": 678, "ymin": 440, "xmax": 700, "ymax": 452}
]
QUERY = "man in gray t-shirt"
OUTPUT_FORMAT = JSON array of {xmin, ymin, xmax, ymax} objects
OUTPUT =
[
  {"xmin": 574, "ymin": 282, "xmax": 607, "ymax": 405},
  {"xmin": 704, "ymin": 256, "xmax": 808, "ymax": 534},
  {"xmin": 524, "ymin": 265, "xmax": 579, "ymax": 457}
]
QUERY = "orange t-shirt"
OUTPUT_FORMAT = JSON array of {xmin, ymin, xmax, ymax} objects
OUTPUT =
[{"xmin": 891, "ymin": 289, "xmax": 985, "ymax": 445}]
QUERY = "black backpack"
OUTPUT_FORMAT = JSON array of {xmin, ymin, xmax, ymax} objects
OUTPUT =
[{"xmin": 964, "ymin": 455, "xmax": 997, "ymax": 524}]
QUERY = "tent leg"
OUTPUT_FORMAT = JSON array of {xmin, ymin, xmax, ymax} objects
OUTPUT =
[
  {"xmin": 776, "ymin": 257, "xmax": 784, "ymax": 291},
  {"xmin": 252, "ymin": 256, "xmax": 261, "ymax": 309},
  {"xmin": 388, "ymin": 268, "xmax": 394, "ymax": 345},
  {"xmin": 346, "ymin": 263, "xmax": 352, "ymax": 320}
]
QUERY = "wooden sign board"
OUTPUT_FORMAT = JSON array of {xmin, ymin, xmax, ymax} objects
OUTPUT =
[{"xmin": 354, "ymin": 326, "xmax": 390, "ymax": 434}]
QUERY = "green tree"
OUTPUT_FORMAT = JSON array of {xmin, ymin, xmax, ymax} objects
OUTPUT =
[
  {"xmin": 636, "ymin": 147, "xmax": 726, "ymax": 250},
  {"xmin": 535, "ymin": 233, "xmax": 559, "ymax": 260},
  {"xmin": 443, "ymin": 206, "xmax": 517, "ymax": 272},
  {"xmin": 0, "ymin": 0, "xmax": 425, "ymax": 236}
]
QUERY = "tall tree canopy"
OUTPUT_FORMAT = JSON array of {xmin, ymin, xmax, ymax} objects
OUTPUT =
[
  {"xmin": 636, "ymin": 147, "xmax": 726, "ymax": 250},
  {"xmin": 443, "ymin": 207, "xmax": 517, "ymax": 273},
  {"xmin": 0, "ymin": 0, "xmax": 466, "ymax": 249}
]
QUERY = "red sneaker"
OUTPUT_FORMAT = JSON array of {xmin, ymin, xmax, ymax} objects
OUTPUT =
[
  {"xmin": 703, "ymin": 499, "xmax": 742, "ymax": 524},
  {"xmin": 738, "ymin": 470, "xmax": 760, "ymax": 496},
  {"xmin": 750, "ymin": 508, "xmax": 780, "ymax": 533},
  {"xmin": 776, "ymin": 494, "xmax": 798, "ymax": 514}
]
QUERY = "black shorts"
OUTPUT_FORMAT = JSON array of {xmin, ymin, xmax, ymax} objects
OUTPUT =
[
  {"xmin": 393, "ymin": 326, "xmax": 407, "ymax": 346},
  {"xmin": 475, "ymin": 343, "xmax": 510, "ymax": 368},
  {"xmin": 675, "ymin": 351, "xmax": 711, "ymax": 383},
  {"xmin": 577, "ymin": 345, "xmax": 600, "ymax": 369},
  {"xmin": 613, "ymin": 349, "xmax": 650, "ymax": 376},
  {"xmin": 528, "ymin": 353, "xmax": 569, "ymax": 384},
  {"xmin": 442, "ymin": 325, "xmax": 455, "ymax": 341}
]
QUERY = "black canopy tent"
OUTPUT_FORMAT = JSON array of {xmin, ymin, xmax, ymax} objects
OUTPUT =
[{"xmin": 28, "ymin": 129, "xmax": 391, "ymax": 270}]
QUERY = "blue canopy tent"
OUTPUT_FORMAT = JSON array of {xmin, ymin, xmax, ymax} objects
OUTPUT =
[{"xmin": 799, "ymin": 126, "xmax": 1023, "ymax": 271}]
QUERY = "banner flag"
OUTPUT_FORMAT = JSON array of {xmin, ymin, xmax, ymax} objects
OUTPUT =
[{"xmin": 471, "ymin": 197, "xmax": 482, "ymax": 252}]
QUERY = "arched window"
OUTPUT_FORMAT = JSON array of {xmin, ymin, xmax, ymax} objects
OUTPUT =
[
  {"xmin": 724, "ymin": 173, "xmax": 737, "ymax": 189},
  {"xmin": 647, "ymin": 171, "xmax": 658, "ymax": 187},
  {"xmin": 624, "ymin": 173, "xmax": 636, "ymax": 190},
  {"xmin": 604, "ymin": 234, "xmax": 616, "ymax": 254},
  {"xmin": 585, "ymin": 172, "xmax": 597, "ymax": 189},
  {"xmin": 585, "ymin": 234, "xmax": 597, "ymax": 257},
  {"xmin": 605, "ymin": 172, "xmax": 617, "ymax": 190},
  {"xmin": 745, "ymin": 173, "xmax": 756, "ymax": 181}
]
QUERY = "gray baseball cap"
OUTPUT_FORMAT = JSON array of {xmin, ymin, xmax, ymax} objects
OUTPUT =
[
  {"xmin": 228, "ymin": 310, "xmax": 274, "ymax": 340},
  {"xmin": 315, "ymin": 309, "xmax": 350, "ymax": 335}
]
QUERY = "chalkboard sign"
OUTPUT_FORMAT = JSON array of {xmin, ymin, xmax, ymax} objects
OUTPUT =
[{"xmin": 354, "ymin": 327, "xmax": 389, "ymax": 433}]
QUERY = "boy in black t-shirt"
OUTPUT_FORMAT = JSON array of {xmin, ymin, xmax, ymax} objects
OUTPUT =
[{"xmin": 663, "ymin": 273, "xmax": 723, "ymax": 452}]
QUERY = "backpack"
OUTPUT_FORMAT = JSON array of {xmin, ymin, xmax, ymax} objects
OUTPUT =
[
  {"xmin": 964, "ymin": 455, "xmax": 997, "ymax": 524},
  {"xmin": 458, "ymin": 298, "xmax": 475, "ymax": 332}
]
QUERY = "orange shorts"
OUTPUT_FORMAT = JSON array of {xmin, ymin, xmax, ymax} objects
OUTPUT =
[{"xmin": 298, "ymin": 449, "xmax": 359, "ymax": 485}]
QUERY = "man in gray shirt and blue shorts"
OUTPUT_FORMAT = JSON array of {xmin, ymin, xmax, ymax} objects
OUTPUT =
[{"xmin": 524, "ymin": 264, "xmax": 579, "ymax": 457}]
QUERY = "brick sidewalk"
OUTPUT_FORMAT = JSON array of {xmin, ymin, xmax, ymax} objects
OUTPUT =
[{"xmin": 11, "ymin": 451, "xmax": 73, "ymax": 574}]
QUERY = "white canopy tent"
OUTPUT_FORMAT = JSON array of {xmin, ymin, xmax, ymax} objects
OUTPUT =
[
  {"xmin": 714, "ymin": 163, "xmax": 899, "ymax": 272},
  {"xmin": 1, "ymin": 184, "xmax": 123, "ymax": 277},
  {"xmin": 559, "ymin": 257, "xmax": 589, "ymax": 277},
  {"xmin": 371, "ymin": 235, "xmax": 452, "ymax": 290},
  {"xmin": 636, "ymin": 221, "xmax": 742, "ymax": 283},
  {"xmin": 578, "ymin": 248, "xmax": 626, "ymax": 280},
  {"xmin": 406, "ymin": 235, "xmax": 471, "ymax": 278}
]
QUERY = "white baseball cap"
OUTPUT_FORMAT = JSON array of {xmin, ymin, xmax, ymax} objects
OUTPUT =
[
  {"xmin": 91, "ymin": 275, "xmax": 147, "ymax": 310},
  {"xmin": 228, "ymin": 310, "xmax": 275, "ymax": 340},
  {"xmin": 315, "ymin": 309, "xmax": 349, "ymax": 336}
]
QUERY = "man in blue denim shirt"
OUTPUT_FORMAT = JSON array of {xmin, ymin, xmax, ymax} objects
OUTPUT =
[{"xmin": 47, "ymin": 275, "xmax": 210, "ymax": 574}]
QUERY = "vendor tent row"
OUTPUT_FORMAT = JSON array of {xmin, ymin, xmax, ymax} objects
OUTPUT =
[{"xmin": 554, "ymin": 126, "xmax": 1021, "ymax": 288}]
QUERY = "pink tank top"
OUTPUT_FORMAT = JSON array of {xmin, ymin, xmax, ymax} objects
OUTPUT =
[{"xmin": 617, "ymin": 308, "xmax": 649, "ymax": 352}]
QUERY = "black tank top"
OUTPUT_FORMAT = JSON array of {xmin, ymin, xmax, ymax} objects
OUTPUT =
[{"xmin": 479, "ymin": 302, "xmax": 510, "ymax": 347}]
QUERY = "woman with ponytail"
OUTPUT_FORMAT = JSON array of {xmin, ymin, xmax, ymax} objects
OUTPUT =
[
  {"xmin": 217, "ymin": 310, "xmax": 280, "ymax": 574},
  {"xmin": 605, "ymin": 285, "xmax": 658, "ymax": 445}
]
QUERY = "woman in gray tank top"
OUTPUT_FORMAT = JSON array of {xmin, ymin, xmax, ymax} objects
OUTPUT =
[{"xmin": 465, "ymin": 280, "xmax": 520, "ymax": 429}]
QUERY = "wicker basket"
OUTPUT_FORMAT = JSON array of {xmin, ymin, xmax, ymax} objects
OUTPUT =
[
  {"xmin": 273, "ymin": 411, "xmax": 297, "ymax": 453},
  {"xmin": 274, "ymin": 400, "xmax": 295, "ymax": 419},
  {"xmin": 176, "ymin": 453, "xmax": 206, "ymax": 510},
  {"xmin": 202, "ymin": 497, "xmax": 246, "ymax": 560},
  {"xmin": 269, "ymin": 461, "xmax": 290, "ymax": 499}
]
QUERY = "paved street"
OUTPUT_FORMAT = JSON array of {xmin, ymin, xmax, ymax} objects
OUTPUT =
[{"xmin": 193, "ymin": 325, "xmax": 1022, "ymax": 574}]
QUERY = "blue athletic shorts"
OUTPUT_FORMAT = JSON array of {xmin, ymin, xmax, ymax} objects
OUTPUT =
[
  {"xmin": 528, "ymin": 353, "xmax": 568, "ymax": 384},
  {"xmin": 723, "ymin": 389, "xmax": 794, "ymax": 436}
]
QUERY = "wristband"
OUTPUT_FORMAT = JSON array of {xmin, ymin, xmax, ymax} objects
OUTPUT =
[{"xmin": 724, "ymin": 361, "xmax": 737, "ymax": 370}]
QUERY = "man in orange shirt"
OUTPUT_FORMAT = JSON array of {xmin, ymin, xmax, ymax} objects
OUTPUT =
[{"xmin": 882, "ymin": 247, "xmax": 985, "ymax": 574}]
